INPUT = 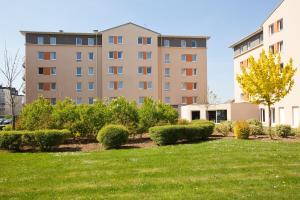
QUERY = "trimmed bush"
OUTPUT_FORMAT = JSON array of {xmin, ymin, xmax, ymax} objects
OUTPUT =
[
  {"xmin": 234, "ymin": 121, "xmax": 250, "ymax": 139},
  {"xmin": 0, "ymin": 131, "xmax": 23, "ymax": 151},
  {"xmin": 0, "ymin": 129, "xmax": 71, "ymax": 151},
  {"xmin": 215, "ymin": 121, "xmax": 232, "ymax": 136},
  {"xmin": 97, "ymin": 125, "xmax": 129, "ymax": 149},
  {"xmin": 149, "ymin": 121, "xmax": 214, "ymax": 145},
  {"xmin": 3, "ymin": 125, "xmax": 13, "ymax": 131},
  {"xmin": 275, "ymin": 125, "xmax": 292, "ymax": 138},
  {"xmin": 33, "ymin": 129, "xmax": 71, "ymax": 151}
]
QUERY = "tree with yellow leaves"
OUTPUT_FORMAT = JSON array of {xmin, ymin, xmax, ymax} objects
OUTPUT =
[{"xmin": 237, "ymin": 50, "xmax": 296, "ymax": 138}]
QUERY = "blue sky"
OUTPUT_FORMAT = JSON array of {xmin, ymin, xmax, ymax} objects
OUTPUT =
[{"xmin": 0, "ymin": 0, "xmax": 281, "ymax": 101}]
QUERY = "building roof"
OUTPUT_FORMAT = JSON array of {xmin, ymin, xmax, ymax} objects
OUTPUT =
[
  {"xmin": 20, "ymin": 22, "xmax": 210, "ymax": 39},
  {"xmin": 229, "ymin": 27, "xmax": 263, "ymax": 48}
]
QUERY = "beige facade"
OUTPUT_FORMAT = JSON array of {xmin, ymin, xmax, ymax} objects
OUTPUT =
[
  {"xmin": 21, "ymin": 23, "xmax": 209, "ymax": 107},
  {"xmin": 231, "ymin": 0, "xmax": 300, "ymax": 127},
  {"xmin": 0, "ymin": 87, "xmax": 24, "ymax": 116}
]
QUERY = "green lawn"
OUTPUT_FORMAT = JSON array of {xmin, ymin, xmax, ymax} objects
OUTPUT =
[{"xmin": 1, "ymin": 139, "xmax": 300, "ymax": 200}]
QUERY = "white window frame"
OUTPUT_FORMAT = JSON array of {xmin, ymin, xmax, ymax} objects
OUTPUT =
[
  {"xmin": 164, "ymin": 68, "xmax": 170, "ymax": 77},
  {"xmin": 51, "ymin": 67, "xmax": 57, "ymax": 75},
  {"xmin": 76, "ymin": 37, "xmax": 82, "ymax": 45},
  {"xmin": 88, "ymin": 67, "xmax": 94, "ymax": 75},
  {"xmin": 88, "ymin": 82, "xmax": 94, "ymax": 91},
  {"xmin": 76, "ymin": 97, "xmax": 82, "ymax": 104},
  {"xmin": 164, "ymin": 40, "xmax": 170, "ymax": 47},
  {"xmin": 108, "ymin": 36, "xmax": 114, "ymax": 44},
  {"xmin": 76, "ymin": 82, "xmax": 82, "ymax": 92},
  {"xmin": 76, "ymin": 52, "xmax": 82, "ymax": 61},
  {"xmin": 164, "ymin": 82, "xmax": 170, "ymax": 91},
  {"xmin": 50, "ymin": 37, "xmax": 56, "ymax": 45},
  {"xmin": 88, "ymin": 52, "xmax": 94, "ymax": 60},
  {"xmin": 50, "ymin": 52, "xmax": 56, "ymax": 60},
  {"xmin": 76, "ymin": 67, "xmax": 82, "ymax": 76},
  {"xmin": 181, "ymin": 40, "xmax": 186, "ymax": 48},
  {"xmin": 191, "ymin": 40, "xmax": 197, "ymax": 48},
  {"xmin": 51, "ymin": 83, "xmax": 57, "ymax": 91},
  {"xmin": 108, "ymin": 52, "xmax": 114, "ymax": 59},
  {"xmin": 164, "ymin": 54, "xmax": 170, "ymax": 64},
  {"xmin": 165, "ymin": 97, "xmax": 170, "ymax": 104},
  {"xmin": 88, "ymin": 38, "xmax": 95, "ymax": 46},
  {"xmin": 37, "ymin": 36, "xmax": 44, "ymax": 45}
]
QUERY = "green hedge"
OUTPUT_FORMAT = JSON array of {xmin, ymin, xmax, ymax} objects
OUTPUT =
[
  {"xmin": 97, "ymin": 125, "xmax": 129, "ymax": 149},
  {"xmin": 149, "ymin": 121, "xmax": 215, "ymax": 145},
  {"xmin": 0, "ymin": 129, "xmax": 71, "ymax": 151}
]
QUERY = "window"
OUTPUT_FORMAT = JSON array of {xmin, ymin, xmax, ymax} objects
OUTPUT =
[
  {"xmin": 192, "ymin": 55, "xmax": 197, "ymax": 62},
  {"xmin": 109, "ymin": 81, "xmax": 114, "ymax": 89},
  {"xmin": 38, "ymin": 67, "xmax": 43, "ymax": 75},
  {"xmin": 88, "ymin": 38, "xmax": 95, "ymax": 46},
  {"xmin": 193, "ymin": 68, "xmax": 197, "ymax": 75},
  {"xmin": 50, "ymin": 52, "xmax": 56, "ymax": 60},
  {"xmin": 138, "ymin": 37, "xmax": 143, "ymax": 44},
  {"xmin": 260, "ymin": 108, "xmax": 265, "ymax": 122},
  {"xmin": 50, "ymin": 37, "xmax": 56, "ymax": 45},
  {"xmin": 76, "ymin": 37, "xmax": 82, "ymax": 45},
  {"xmin": 118, "ymin": 67, "xmax": 123, "ymax": 74},
  {"xmin": 147, "ymin": 37, "xmax": 152, "ymax": 44},
  {"xmin": 192, "ymin": 40, "xmax": 197, "ymax": 48},
  {"xmin": 164, "ymin": 54, "xmax": 170, "ymax": 63},
  {"xmin": 51, "ymin": 67, "xmax": 56, "ymax": 75},
  {"xmin": 108, "ymin": 66, "xmax": 114, "ymax": 74},
  {"xmin": 164, "ymin": 82, "xmax": 170, "ymax": 91},
  {"xmin": 137, "ymin": 66, "xmax": 151, "ymax": 75},
  {"xmin": 138, "ymin": 52, "xmax": 144, "ymax": 59},
  {"xmin": 118, "ymin": 81, "xmax": 123, "ymax": 89},
  {"xmin": 278, "ymin": 19, "xmax": 283, "ymax": 31},
  {"xmin": 193, "ymin": 83, "xmax": 197, "ymax": 90},
  {"xmin": 88, "ymin": 67, "xmax": 94, "ymax": 75},
  {"xmin": 76, "ymin": 82, "xmax": 82, "ymax": 92},
  {"xmin": 138, "ymin": 37, "xmax": 151, "ymax": 44},
  {"xmin": 38, "ymin": 52, "xmax": 44, "ymax": 60},
  {"xmin": 164, "ymin": 68, "xmax": 170, "ymax": 77},
  {"xmin": 88, "ymin": 82, "xmax": 94, "ymax": 91},
  {"xmin": 118, "ymin": 52, "xmax": 123, "ymax": 59},
  {"xmin": 76, "ymin": 52, "xmax": 82, "ymax": 61},
  {"xmin": 138, "ymin": 97, "xmax": 145, "ymax": 104},
  {"xmin": 76, "ymin": 67, "xmax": 82, "ymax": 76},
  {"xmin": 50, "ymin": 98, "xmax": 56, "ymax": 105},
  {"xmin": 147, "ymin": 67, "xmax": 151, "ymax": 75},
  {"xmin": 138, "ymin": 81, "xmax": 144, "ymax": 89},
  {"xmin": 181, "ymin": 55, "xmax": 186, "ymax": 61},
  {"xmin": 37, "ymin": 36, "xmax": 44, "ymax": 45},
  {"xmin": 271, "ymin": 108, "xmax": 276, "ymax": 124},
  {"xmin": 38, "ymin": 83, "xmax": 44, "ymax": 90},
  {"xmin": 108, "ymin": 51, "xmax": 114, "ymax": 59},
  {"xmin": 147, "ymin": 81, "xmax": 153, "ymax": 89},
  {"xmin": 147, "ymin": 52, "xmax": 152, "ymax": 59},
  {"xmin": 164, "ymin": 40, "xmax": 170, "ymax": 47},
  {"xmin": 269, "ymin": 24, "xmax": 274, "ymax": 35},
  {"xmin": 76, "ymin": 97, "xmax": 82, "ymax": 104},
  {"xmin": 292, "ymin": 107, "xmax": 300, "ymax": 128},
  {"xmin": 165, "ymin": 97, "xmax": 170, "ymax": 104},
  {"xmin": 88, "ymin": 52, "xmax": 94, "ymax": 60},
  {"xmin": 108, "ymin": 36, "xmax": 114, "ymax": 44},
  {"xmin": 118, "ymin": 36, "xmax": 122, "ymax": 44},
  {"xmin": 181, "ymin": 40, "xmax": 186, "ymax": 48},
  {"xmin": 88, "ymin": 97, "xmax": 94, "ymax": 104},
  {"xmin": 269, "ymin": 45, "xmax": 275, "ymax": 54},
  {"xmin": 51, "ymin": 83, "xmax": 56, "ymax": 91},
  {"xmin": 279, "ymin": 41, "xmax": 283, "ymax": 53}
]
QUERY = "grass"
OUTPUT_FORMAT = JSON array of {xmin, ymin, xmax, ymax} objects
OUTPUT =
[{"xmin": 1, "ymin": 139, "xmax": 300, "ymax": 199}]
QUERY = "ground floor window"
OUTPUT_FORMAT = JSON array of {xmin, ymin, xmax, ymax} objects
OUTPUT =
[
  {"xmin": 271, "ymin": 108, "xmax": 275, "ymax": 124},
  {"xmin": 191, "ymin": 111, "xmax": 200, "ymax": 120},
  {"xmin": 260, "ymin": 108, "xmax": 265, "ymax": 122},
  {"xmin": 279, "ymin": 107, "xmax": 285, "ymax": 124},
  {"xmin": 292, "ymin": 107, "xmax": 299, "ymax": 127},
  {"xmin": 207, "ymin": 110, "xmax": 227, "ymax": 123}
]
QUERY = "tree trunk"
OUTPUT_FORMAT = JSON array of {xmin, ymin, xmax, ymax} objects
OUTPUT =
[{"xmin": 268, "ymin": 104, "xmax": 272, "ymax": 139}]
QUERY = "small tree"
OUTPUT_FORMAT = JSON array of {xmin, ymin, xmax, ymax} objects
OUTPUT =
[
  {"xmin": 236, "ymin": 50, "xmax": 296, "ymax": 138},
  {"xmin": 18, "ymin": 97, "xmax": 53, "ymax": 130},
  {"xmin": 0, "ymin": 47, "xmax": 22, "ymax": 129}
]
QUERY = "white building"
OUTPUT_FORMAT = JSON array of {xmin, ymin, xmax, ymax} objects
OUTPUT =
[{"xmin": 0, "ymin": 86, "xmax": 24, "ymax": 117}]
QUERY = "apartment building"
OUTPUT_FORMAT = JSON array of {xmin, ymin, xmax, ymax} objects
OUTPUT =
[
  {"xmin": 230, "ymin": 0, "xmax": 300, "ymax": 127},
  {"xmin": 0, "ymin": 86, "xmax": 24, "ymax": 117},
  {"xmin": 21, "ymin": 22, "xmax": 209, "ymax": 107}
]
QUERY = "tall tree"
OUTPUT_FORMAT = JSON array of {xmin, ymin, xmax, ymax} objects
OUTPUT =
[
  {"xmin": 0, "ymin": 46, "xmax": 22, "ymax": 129},
  {"xmin": 237, "ymin": 50, "xmax": 296, "ymax": 138}
]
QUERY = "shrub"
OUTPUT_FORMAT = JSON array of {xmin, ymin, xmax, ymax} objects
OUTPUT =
[
  {"xmin": 97, "ymin": 125, "xmax": 129, "ymax": 149},
  {"xmin": 149, "ymin": 121, "xmax": 214, "ymax": 145},
  {"xmin": 177, "ymin": 119, "xmax": 190, "ymax": 125},
  {"xmin": 138, "ymin": 98, "xmax": 178, "ymax": 134},
  {"xmin": 234, "ymin": 121, "xmax": 250, "ymax": 139},
  {"xmin": 33, "ymin": 129, "xmax": 71, "ymax": 151},
  {"xmin": 0, "ymin": 131, "xmax": 23, "ymax": 151},
  {"xmin": 275, "ymin": 125, "xmax": 292, "ymax": 138},
  {"xmin": 215, "ymin": 121, "xmax": 232, "ymax": 136},
  {"xmin": 3, "ymin": 125, "xmax": 13, "ymax": 131},
  {"xmin": 0, "ymin": 129, "xmax": 71, "ymax": 151},
  {"xmin": 247, "ymin": 119, "xmax": 264, "ymax": 136}
]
